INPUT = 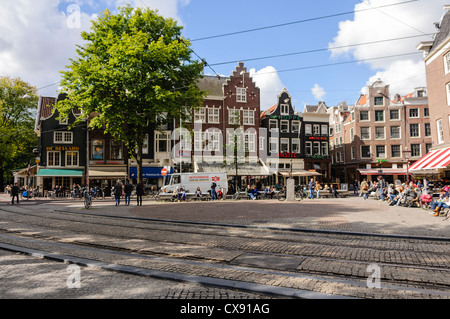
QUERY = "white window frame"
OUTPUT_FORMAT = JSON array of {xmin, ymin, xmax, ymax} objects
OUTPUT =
[
  {"xmin": 391, "ymin": 145, "xmax": 402, "ymax": 158},
  {"xmin": 243, "ymin": 109, "xmax": 255, "ymax": 125},
  {"xmin": 389, "ymin": 109, "xmax": 400, "ymax": 121},
  {"xmin": 313, "ymin": 125, "xmax": 320, "ymax": 136},
  {"xmin": 305, "ymin": 141, "xmax": 312, "ymax": 156},
  {"xmin": 155, "ymin": 132, "xmax": 170, "ymax": 153},
  {"xmin": 269, "ymin": 137, "xmax": 278, "ymax": 153},
  {"xmin": 376, "ymin": 145, "xmax": 386, "ymax": 158},
  {"xmin": 207, "ymin": 131, "xmax": 221, "ymax": 152},
  {"xmin": 359, "ymin": 110, "xmax": 369, "ymax": 121},
  {"xmin": 409, "ymin": 108, "xmax": 419, "ymax": 118},
  {"xmin": 374, "ymin": 126, "xmax": 385, "ymax": 140},
  {"xmin": 208, "ymin": 108, "xmax": 220, "ymax": 124},
  {"xmin": 194, "ymin": 107, "xmax": 206, "ymax": 122},
  {"xmin": 54, "ymin": 131, "xmax": 73, "ymax": 144},
  {"xmin": 321, "ymin": 142, "xmax": 328, "ymax": 155},
  {"xmin": 292, "ymin": 138, "xmax": 300, "ymax": 153},
  {"xmin": 390, "ymin": 126, "xmax": 401, "ymax": 139},
  {"xmin": 280, "ymin": 138, "xmax": 289, "ymax": 153},
  {"xmin": 313, "ymin": 142, "xmax": 320, "ymax": 155},
  {"xmin": 280, "ymin": 104, "xmax": 289, "ymax": 115},
  {"xmin": 360, "ymin": 127, "xmax": 371, "ymax": 140},
  {"xmin": 410, "ymin": 123, "xmax": 420, "ymax": 138},
  {"xmin": 280, "ymin": 120, "xmax": 289, "ymax": 133},
  {"xmin": 269, "ymin": 119, "xmax": 278, "ymax": 132},
  {"xmin": 292, "ymin": 121, "xmax": 300, "ymax": 133},
  {"xmin": 444, "ymin": 51, "xmax": 450, "ymax": 75},
  {"xmin": 305, "ymin": 124, "xmax": 312, "ymax": 136},
  {"xmin": 437, "ymin": 119, "xmax": 444, "ymax": 144},
  {"xmin": 65, "ymin": 151, "xmax": 79, "ymax": 167},
  {"xmin": 321, "ymin": 125, "xmax": 328, "ymax": 136},
  {"xmin": 228, "ymin": 109, "xmax": 240, "ymax": 125},
  {"xmin": 374, "ymin": 110, "xmax": 385, "ymax": 122},
  {"xmin": 47, "ymin": 151, "xmax": 61, "ymax": 167},
  {"xmin": 411, "ymin": 144, "xmax": 421, "ymax": 158},
  {"xmin": 236, "ymin": 87, "xmax": 247, "ymax": 103}
]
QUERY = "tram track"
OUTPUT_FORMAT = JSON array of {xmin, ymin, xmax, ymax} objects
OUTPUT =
[{"xmin": 0, "ymin": 206, "xmax": 449, "ymax": 298}]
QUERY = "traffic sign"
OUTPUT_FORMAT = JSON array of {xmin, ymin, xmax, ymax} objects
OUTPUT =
[{"xmin": 161, "ymin": 168, "xmax": 168, "ymax": 176}]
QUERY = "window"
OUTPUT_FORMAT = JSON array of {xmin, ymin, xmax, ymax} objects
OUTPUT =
[
  {"xmin": 194, "ymin": 131, "xmax": 204, "ymax": 151},
  {"xmin": 156, "ymin": 133, "xmax": 169, "ymax": 153},
  {"xmin": 375, "ymin": 127, "xmax": 385, "ymax": 139},
  {"xmin": 243, "ymin": 110, "xmax": 254, "ymax": 125},
  {"xmin": 280, "ymin": 104, "xmax": 289, "ymax": 115},
  {"xmin": 424, "ymin": 108, "xmax": 429, "ymax": 117},
  {"xmin": 54, "ymin": 131, "xmax": 72, "ymax": 144},
  {"xmin": 321, "ymin": 125, "xmax": 328, "ymax": 136},
  {"xmin": 360, "ymin": 127, "xmax": 370, "ymax": 140},
  {"xmin": 321, "ymin": 142, "xmax": 328, "ymax": 155},
  {"xmin": 244, "ymin": 133, "xmax": 256, "ymax": 152},
  {"xmin": 376, "ymin": 145, "xmax": 386, "ymax": 158},
  {"xmin": 194, "ymin": 107, "xmax": 206, "ymax": 122},
  {"xmin": 410, "ymin": 124, "xmax": 420, "ymax": 137},
  {"xmin": 280, "ymin": 138, "xmax": 289, "ymax": 153},
  {"xmin": 361, "ymin": 146, "xmax": 371, "ymax": 158},
  {"xmin": 391, "ymin": 145, "xmax": 401, "ymax": 158},
  {"xmin": 374, "ymin": 96, "xmax": 384, "ymax": 106},
  {"xmin": 305, "ymin": 141, "xmax": 312, "ymax": 156},
  {"xmin": 390, "ymin": 109, "xmax": 400, "ymax": 120},
  {"xmin": 236, "ymin": 87, "xmax": 247, "ymax": 103},
  {"xmin": 111, "ymin": 140, "xmax": 123, "ymax": 159},
  {"xmin": 280, "ymin": 120, "xmax": 289, "ymax": 133},
  {"xmin": 269, "ymin": 119, "xmax": 278, "ymax": 131},
  {"xmin": 269, "ymin": 137, "xmax": 278, "ymax": 153},
  {"xmin": 208, "ymin": 108, "xmax": 220, "ymax": 123},
  {"xmin": 66, "ymin": 151, "xmax": 79, "ymax": 167},
  {"xmin": 424, "ymin": 123, "xmax": 431, "ymax": 137},
  {"xmin": 426, "ymin": 143, "xmax": 432, "ymax": 154},
  {"xmin": 411, "ymin": 144, "xmax": 421, "ymax": 157},
  {"xmin": 59, "ymin": 118, "xmax": 68, "ymax": 125},
  {"xmin": 313, "ymin": 142, "xmax": 320, "ymax": 155},
  {"xmin": 446, "ymin": 82, "xmax": 450, "ymax": 106},
  {"xmin": 142, "ymin": 134, "xmax": 149, "ymax": 154},
  {"xmin": 409, "ymin": 108, "xmax": 419, "ymax": 118},
  {"xmin": 313, "ymin": 125, "xmax": 320, "ymax": 136},
  {"xmin": 228, "ymin": 109, "xmax": 240, "ymax": 125},
  {"xmin": 374, "ymin": 110, "xmax": 384, "ymax": 122},
  {"xmin": 207, "ymin": 131, "xmax": 221, "ymax": 151},
  {"xmin": 437, "ymin": 119, "xmax": 444, "ymax": 144},
  {"xmin": 445, "ymin": 51, "xmax": 450, "ymax": 74},
  {"xmin": 305, "ymin": 124, "xmax": 312, "ymax": 136},
  {"xmin": 259, "ymin": 136, "xmax": 265, "ymax": 151},
  {"xmin": 351, "ymin": 146, "xmax": 356, "ymax": 159},
  {"xmin": 350, "ymin": 128, "xmax": 354, "ymax": 141},
  {"xmin": 47, "ymin": 151, "xmax": 61, "ymax": 167},
  {"xmin": 292, "ymin": 121, "xmax": 300, "ymax": 133},
  {"xmin": 292, "ymin": 139, "xmax": 300, "ymax": 153},
  {"xmin": 92, "ymin": 140, "xmax": 104, "ymax": 159},
  {"xmin": 389, "ymin": 126, "xmax": 400, "ymax": 139},
  {"xmin": 359, "ymin": 111, "xmax": 369, "ymax": 121}
]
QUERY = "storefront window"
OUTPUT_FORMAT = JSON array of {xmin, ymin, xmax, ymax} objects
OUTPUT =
[
  {"xmin": 92, "ymin": 140, "xmax": 104, "ymax": 160},
  {"xmin": 111, "ymin": 140, "xmax": 123, "ymax": 159}
]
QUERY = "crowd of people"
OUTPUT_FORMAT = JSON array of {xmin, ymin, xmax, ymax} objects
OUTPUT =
[{"xmin": 358, "ymin": 176, "xmax": 450, "ymax": 218}]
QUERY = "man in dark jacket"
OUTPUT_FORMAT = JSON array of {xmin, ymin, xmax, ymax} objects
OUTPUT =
[
  {"xmin": 124, "ymin": 180, "xmax": 133, "ymax": 206},
  {"xmin": 114, "ymin": 182, "xmax": 123, "ymax": 206},
  {"xmin": 11, "ymin": 183, "xmax": 19, "ymax": 204}
]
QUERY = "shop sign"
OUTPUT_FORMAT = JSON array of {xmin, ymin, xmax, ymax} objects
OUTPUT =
[
  {"xmin": 270, "ymin": 115, "xmax": 301, "ymax": 120},
  {"xmin": 46, "ymin": 146, "xmax": 80, "ymax": 151},
  {"xmin": 308, "ymin": 136, "xmax": 327, "ymax": 141},
  {"xmin": 278, "ymin": 152, "xmax": 297, "ymax": 158}
]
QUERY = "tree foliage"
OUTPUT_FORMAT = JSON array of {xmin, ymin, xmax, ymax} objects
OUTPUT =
[
  {"xmin": 56, "ymin": 5, "xmax": 205, "ymax": 183},
  {"xmin": 0, "ymin": 76, "xmax": 38, "ymax": 189}
]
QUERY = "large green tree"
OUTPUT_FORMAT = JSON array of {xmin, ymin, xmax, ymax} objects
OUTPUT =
[
  {"xmin": 56, "ymin": 5, "xmax": 205, "ymax": 183},
  {"xmin": 0, "ymin": 76, "xmax": 38, "ymax": 191}
]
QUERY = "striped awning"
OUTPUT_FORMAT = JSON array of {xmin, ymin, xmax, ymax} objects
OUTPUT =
[{"xmin": 408, "ymin": 148, "xmax": 450, "ymax": 171}]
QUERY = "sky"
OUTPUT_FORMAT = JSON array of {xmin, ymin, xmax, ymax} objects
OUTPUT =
[{"xmin": 0, "ymin": 0, "xmax": 447, "ymax": 113}]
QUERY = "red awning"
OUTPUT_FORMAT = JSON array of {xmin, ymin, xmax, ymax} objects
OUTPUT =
[{"xmin": 409, "ymin": 147, "xmax": 450, "ymax": 171}]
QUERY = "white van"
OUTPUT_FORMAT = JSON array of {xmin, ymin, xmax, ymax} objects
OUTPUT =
[{"xmin": 160, "ymin": 172, "xmax": 228, "ymax": 195}]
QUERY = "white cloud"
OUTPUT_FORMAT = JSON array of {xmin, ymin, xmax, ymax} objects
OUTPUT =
[
  {"xmin": 329, "ymin": 0, "xmax": 447, "ymax": 96},
  {"xmin": 0, "ymin": 0, "xmax": 188, "ymax": 97},
  {"xmin": 311, "ymin": 84, "xmax": 326, "ymax": 101},
  {"xmin": 249, "ymin": 66, "xmax": 286, "ymax": 110}
]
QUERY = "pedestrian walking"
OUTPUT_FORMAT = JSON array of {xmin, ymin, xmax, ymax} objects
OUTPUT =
[
  {"xmin": 11, "ymin": 183, "xmax": 19, "ymax": 205},
  {"xmin": 308, "ymin": 179, "xmax": 316, "ymax": 199},
  {"xmin": 360, "ymin": 178, "xmax": 369, "ymax": 200},
  {"xmin": 114, "ymin": 181, "xmax": 122, "ymax": 206},
  {"xmin": 210, "ymin": 179, "xmax": 217, "ymax": 200},
  {"xmin": 136, "ymin": 182, "xmax": 144, "ymax": 206},
  {"xmin": 377, "ymin": 175, "xmax": 386, "ymax": 201},
  {"xmin": 124, "ymin": 180, "xmax": 133, "ymax": 206}
]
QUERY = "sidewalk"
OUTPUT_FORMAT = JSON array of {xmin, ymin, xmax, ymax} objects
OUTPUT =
[{"xmin": 3, "ymin": 193, "xmax": 448, "ymax": 239}]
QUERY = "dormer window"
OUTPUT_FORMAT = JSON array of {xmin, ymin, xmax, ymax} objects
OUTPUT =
[
  {"xmin": 236, "ymin": 87, "xmax": 247, "ymax": 103},
  {"xmin": 280, "ymin": 104, "xmax": 289, "ymax": 115},
  {"xmin": 374, "ymin": 96, "xmax": 384, "ymax": 106}
]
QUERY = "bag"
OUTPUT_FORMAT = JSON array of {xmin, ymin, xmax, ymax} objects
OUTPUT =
[
  {"xmin": 362, "ymin": 186, "xmax": 368, "ymax": 191},
  {"xmin": 421, "ymin": 194, "xmax": 432, "ymax": 203}
]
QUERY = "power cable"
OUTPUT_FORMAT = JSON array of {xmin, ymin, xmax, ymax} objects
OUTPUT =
[
  {"xmin": 209, "ymin": 33, "xmax": 433, "ymax": 66},
  {"xmin": 191, "ymin": 0, "xmax": 419, "ymax": 42}
]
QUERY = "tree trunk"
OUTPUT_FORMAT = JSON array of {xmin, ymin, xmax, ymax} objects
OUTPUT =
[{"xmin": 136, "ymin": 138, "xmax": 143, "ymax": 185}]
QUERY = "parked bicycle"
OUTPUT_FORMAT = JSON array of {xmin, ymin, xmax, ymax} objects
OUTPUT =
[
  {"xmin": 277, "ymin": 186, "xmax": 307, "ymax": 201},
  {"xmin": 84, "ymin": 189, "xmax": 92, "ymax": 209}
]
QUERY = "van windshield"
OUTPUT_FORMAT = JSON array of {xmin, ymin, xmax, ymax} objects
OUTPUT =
[{"xmin": 165, "ymin": 174, "xmax": 180, "ymax": 186}]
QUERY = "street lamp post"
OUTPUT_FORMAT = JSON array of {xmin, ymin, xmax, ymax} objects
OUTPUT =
[{"xmin": 404, "ymin": 148, "xmax": 411, "ymax": 183}]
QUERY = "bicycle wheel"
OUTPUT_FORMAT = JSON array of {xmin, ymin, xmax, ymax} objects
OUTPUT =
[
  {"xmin": 84, "ymin": 196, "xmax": 92, "ymax": 209},
  {"xmin": 294, "ymin": 191, "xmax": 303, "ymax": 201},
  {"xmin": 277, "ymin": 191, "xmax": 286, "ymax": 201}
]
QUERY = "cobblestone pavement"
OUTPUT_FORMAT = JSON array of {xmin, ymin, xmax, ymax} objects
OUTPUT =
[{"xmin": 0, "ymin": 249, "xmax": 271, "ymax": 299}]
